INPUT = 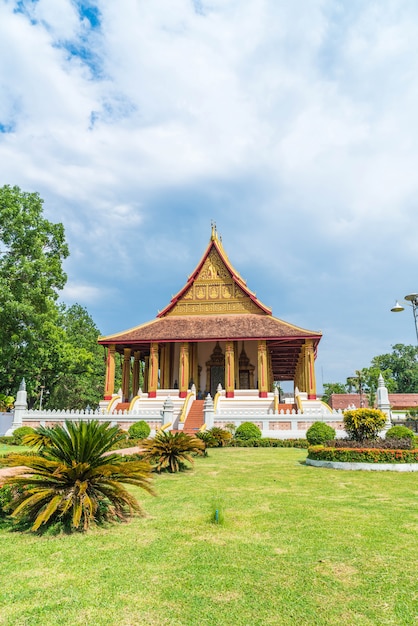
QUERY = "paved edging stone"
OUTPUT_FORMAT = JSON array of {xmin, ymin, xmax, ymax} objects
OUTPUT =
[{"xmin": 306, "ymin": 458, "xmax": 418, "ymax": 472}]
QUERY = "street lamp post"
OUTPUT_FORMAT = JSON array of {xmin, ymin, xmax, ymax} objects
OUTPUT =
[
  {"xmin": 39, "ymin": 385, "xmax": 45, "ymax": 411},
  {"xmin": 391, "ymin": 293, "xmax": 418, "ymax": 345}
]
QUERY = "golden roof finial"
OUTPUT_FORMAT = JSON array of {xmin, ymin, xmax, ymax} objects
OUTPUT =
[{"xmin": 211, "ymin": 220, "xmax": 217, "ymax": 241}]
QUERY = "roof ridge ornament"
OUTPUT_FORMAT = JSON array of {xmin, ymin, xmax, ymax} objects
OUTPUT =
[{"xmin": 211, "ymin": 220, "xmax": 217, "ymax": 241}]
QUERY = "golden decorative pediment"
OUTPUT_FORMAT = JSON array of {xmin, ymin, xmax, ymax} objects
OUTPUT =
[{"xmin": 166, "ymin": 243, "xmax": 267, "ymax": 316}]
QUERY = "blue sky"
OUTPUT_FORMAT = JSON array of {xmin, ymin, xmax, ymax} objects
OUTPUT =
[{"xmin": 1, "ymin": 0, "xmax": 418, "ymax": 390}]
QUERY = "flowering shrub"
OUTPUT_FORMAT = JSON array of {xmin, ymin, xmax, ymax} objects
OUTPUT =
[
  {"xmin": 307, "ymin": 445, "xmax": 418, "ymax": 463},
  {"xmin": 343, "ymin": 408, "xmax": 387, "ymax": 441}
]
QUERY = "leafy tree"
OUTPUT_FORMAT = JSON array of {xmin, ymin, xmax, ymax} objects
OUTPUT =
[
  {"xmin": 321, "ymin": 382, "xmax": 347, "ymax": 405},
  {"xmin": 0, "ymin": 394, "xmax": 14, "ymax": 411},
  {"xmin": 45, "ymin": 304, "xmax": 106, "ymax": 410},
  {"xmin": 0, "ymin": 185, "xmax": 68, "ymax": 399},
  {"xmin": 371, "ymin": 344, "xmax": 418, "ymax": 393},
  {"xmin": 343, "ymin": 408, "xmax": 387, "ymax": 442},
  {"xmin": 2, "ymin": 420, "xmax": 154, "ymax": 533}
]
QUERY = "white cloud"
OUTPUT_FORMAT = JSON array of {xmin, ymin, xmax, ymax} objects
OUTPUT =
[{"xmin": 2, "ymin": 0, "xmax": 418, "ymax": 385}]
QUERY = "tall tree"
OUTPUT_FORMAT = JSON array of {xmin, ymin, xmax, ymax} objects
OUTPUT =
[
  {"xmin": 46, "ymin": 304, "xmax": 106, "ymax": 410},
  {"xmin": 0, "ymin": 185, "xmax": 69, "ymax": 399},
  {"xmin": 371, "ymin": 344, "xmax": 418, "ymax": 393},
  {"xmin": 321, "ymin": 382, "xmax": 348, "ymax": 405}
]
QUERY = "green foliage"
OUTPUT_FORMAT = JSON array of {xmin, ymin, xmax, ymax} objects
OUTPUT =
[
  {"xmin": 343, "ymin": 408, "xmax": 387, "ymax": 442},
  {"xmin": 207, "ymin": 427, "xmax": 232, "ymax": 447},
  {"xmin": 308, "ymin": 445, "xmax": 418, "ymax": 463},
  {"xmin": 1, "ymin": 420, "xmax": 154, "ymax": 533},
  {"xmin": 328, "ymin": 438, "xmax": 412, "ymax": 449},
  {"xmin": 11, "ymin": 426, "xmax": 34, "ymax": 445},
  {"xmin": 306, "ymin": 422, "xmax": 336, "ymax": 445},
  {"xmin": 0, "ymin": 185, "xmax": 68, "ymax": 399},
  {"xmin": 209, "ymin": 496, "xmax": 225, "ymax": 525},
  {"xmin": 234, "ymin": 422, "xmax": 262, "ymax": 440},
  {"xmin": 321, "ymin": 383, "xmax": 347, "ymax": 405},
  {"xmin": 141, "ymin": 430, "xmax": 205, "ymax": 473},
  {"xmin": 0, "ymin": 187, "xmax": 106, "ymax": 408},
  {"xmin": 385, "ymin": 425, "xmax": 415, "ymax": 444},
  {"xmin": 372, "ymin": 344, "xmax": 418, "ymax": 393},
  {"xmin": 45, "ymin": 304, "xmax": 106, "ymax": 410},
  {"xmin": 128, "ymin": 421, "xmax": 151, "ymax": 440},
  {"xmin": 229, "ymin": 437, "xmax": 308, "ymax": 448},
  {"xmin": 0, "ymin": 394, "xmax": 14, "ymax": 411}
]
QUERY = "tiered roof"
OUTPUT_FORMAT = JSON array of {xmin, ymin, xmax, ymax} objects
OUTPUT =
[{"xmin": 98, "ymin": 226, "xmax": 322, "ymax": 380}]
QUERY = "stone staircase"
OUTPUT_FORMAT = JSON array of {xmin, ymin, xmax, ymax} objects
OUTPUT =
[{"xmin": 182, "ymin": 399, "xmax": 205, "ymax": 434}]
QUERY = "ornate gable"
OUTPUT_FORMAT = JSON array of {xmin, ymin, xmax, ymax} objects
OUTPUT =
[{"xmin": 162, "ymin": 231, "xmax": 271, "ymax": 317}]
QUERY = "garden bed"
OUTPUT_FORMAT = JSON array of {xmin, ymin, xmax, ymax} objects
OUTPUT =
[{"xmin": 307, "ymin": 445, "xmax": 418, "ymax": 471}]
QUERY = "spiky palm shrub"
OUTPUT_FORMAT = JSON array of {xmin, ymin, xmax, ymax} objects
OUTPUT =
[
  {"xmin": 141, "ymin": 430, "xmax": 205, "ymax": 473},
  {"xmin": 1, "ymin": 420, "xmax": 154, "ymax": 533}
]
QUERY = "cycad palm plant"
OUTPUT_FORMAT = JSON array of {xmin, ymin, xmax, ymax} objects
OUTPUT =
[
  {"xmin": 2, "ymin": 420, "xmax": 154, "ymax": 533},
  {"xmin": 141, "ymin": 430, "xmax": 205, "ymax": 472}
]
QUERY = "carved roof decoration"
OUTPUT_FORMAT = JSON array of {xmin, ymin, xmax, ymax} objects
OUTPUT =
[{"xmin": 158, "ymin": 225, "xmax": 272, "ymax": 317}]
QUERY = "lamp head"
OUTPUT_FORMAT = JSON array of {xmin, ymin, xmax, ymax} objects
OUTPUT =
[
  {"xmin": 404, "ymin": 293, "xmax": 418, "ymax": 303},
  {"xmin": 391, "ymin": 301, "xmax": 405, "ymax": 313}
]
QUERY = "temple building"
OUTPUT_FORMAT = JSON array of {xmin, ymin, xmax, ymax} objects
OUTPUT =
[{"xmin": 98, "ymin": 226, "xmax": 322, "ymax": 409}]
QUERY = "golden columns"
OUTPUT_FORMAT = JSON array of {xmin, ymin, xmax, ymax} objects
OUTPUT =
[
  {"xmin": 179, "ymin": 342, "xmax": 190, "ymax": 398},
  {"xmin": 258, "ymin": 340, "xmax": 269, "ymax": 398},
  {"xmin": 148, "ymin": 342, "xmax": 159, "ymax": 398},
  {"xmin": 132, "ymin": 351, "xmax": 141, "ymax": 397},
  {"xmin": 225, "ymin": 341, "xmax": 235, "ymax": 398},
  {"xmin": 122, "ymin": 348, "xmax": 131, "ymax": 402},
  {"xmin": 104, "ymin": 344, "xmax": 116, "ymax": 400}
]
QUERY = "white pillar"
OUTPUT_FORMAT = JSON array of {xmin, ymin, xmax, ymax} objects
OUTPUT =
[
  {"xmin": 377, "ymin": 374, "xmax": 392, "ymax": 434},
  {"xmin": 6, "ymin": 379, "xmax": 27, "ymax": 435},
  {"xmin": 203, "ymin": 394, "xmax": 215, "ymax": 429}
]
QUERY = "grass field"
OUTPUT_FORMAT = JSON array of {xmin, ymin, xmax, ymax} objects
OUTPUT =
[{"xmin": 1, "ymin": 447, "xmax": 417, "ymax": 625}]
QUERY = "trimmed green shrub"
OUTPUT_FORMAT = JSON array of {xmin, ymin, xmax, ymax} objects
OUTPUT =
[
  {"xmin": 0, "ymin": 436, "xmax": 13, "ymax": 445},
  {"xmin": 306, "ymin": 422, "xmax": 336, "ymax": 445},
  {"xmin": 385, "ymin": 425, "xmax": 415, "ymax": 445},
  {"xmin": 307, "ymin": 445, "xmax": 418, "ymax": 464},
  {"xmin": 128, "ymin": 421, "xmax": 151, "ymax": 440},
  {"xmin": 329, "ymin": 438, "xmax": 412, "ymax": 449},
  {"xmin": 234, "ymin": 422, "xmax": 262, "ymax": 440},
  {"xmin": 229, "ymin": 438, "xmax": 308, "ymax": 448},
  {"xmin": 11, "ymin": 426, "xmax": 34, "ymax": 445},
  {"xmin": 343, "ymin": 408, "xmax": 387, "ymax": 442}
]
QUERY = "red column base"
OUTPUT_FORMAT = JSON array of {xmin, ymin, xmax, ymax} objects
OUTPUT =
[
  {"xmin": 179, "ymin": 391, "xmax": 187, "ymax": 398},
  {"xmin": 308, "ymin": 394, "xmax": 317, "ymax": 400},
  {"xmin": 104, "ymin": 395, "xmax": 112, "ymax": 401},
  {"xmin": 259, "ymin": 391, "xmax": 268, "ymax": 398},
  {"xmin": 226, "ymin": 391, "xmax": 234, "ymax": 398},
  {"xmin": 148, "ymin": 391, "xmax": 157, "ymax": 398}
]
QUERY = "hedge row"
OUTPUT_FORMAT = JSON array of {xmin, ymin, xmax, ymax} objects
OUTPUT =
[
  {"xmin": 229, "ymin": 438, "xmax": 308, "ymax": 448},
  {"xmin": 307, "ymin": 445, "xmax": 418, "ymax": 464}
]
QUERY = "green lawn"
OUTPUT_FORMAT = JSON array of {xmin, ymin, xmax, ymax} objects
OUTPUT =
[
  {"xmin": 1, "ymin": 447, "xmax": 417, "ymax": 625},
  {"xmin": 0, "ymin": 443, "xmax": 29, "ymax": 456}
]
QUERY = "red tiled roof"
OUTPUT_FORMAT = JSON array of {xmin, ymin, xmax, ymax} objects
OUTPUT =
[
  {"xmin": 329, "ymin": 393, "xmax": 418, "ymax": 410},
  {"xmin": 98, "ymin": 314, "xmax": 321, "ymax": 346}
]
